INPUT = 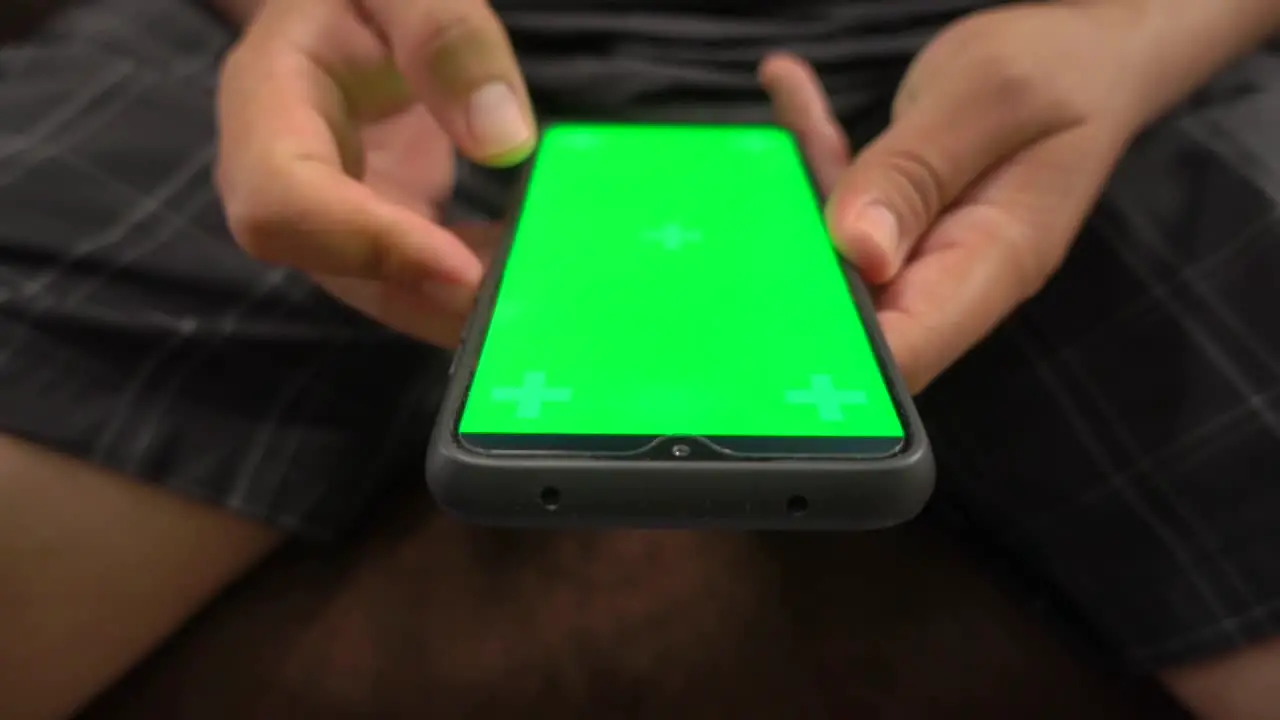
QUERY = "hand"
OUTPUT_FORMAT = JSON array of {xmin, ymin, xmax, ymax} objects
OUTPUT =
[
  {"xmin": 215, "ymin": 0, "xmax": 535, "ymax": 346},
  {"xmin": 762, "ymin": 2, "xmax": 1149, "ymax": 392}
]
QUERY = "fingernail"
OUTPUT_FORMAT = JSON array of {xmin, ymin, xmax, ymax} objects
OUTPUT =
[
  {"xmin": 846, "ymin": 203, "xmax": 899, "ymax": 258},
  {"xmin": 468, "ymin": 82, "xmax": 533, "ymax": 163}
]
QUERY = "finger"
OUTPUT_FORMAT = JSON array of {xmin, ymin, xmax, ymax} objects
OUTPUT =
[
  {"xmin": 877, "ymin": 128, "xmax": 1112, "ymax": 392},
  {"xmin": 875, "ymin": 214, "xmax": 1021, "ymax": 393},
  {"xmin": 327, "ymin": 222, "xmax": 508, "ymax": 347},
  {"xmin": 360, "ymin": 106, "xmax": 457, "ymax": 215},
  {"xmin": 758, "ymin": 52, "xmax": 850, "ymax": 196},
  {"xmin": 452, "ymin": 221, "xmax": 508, "ymax": 266},
  {"xmin": 313, "ymin": 275, "xmax": 471, "ymax": 347},
  {"xmin": 827, "ymin": 68, "xmax": 1085, "ymax": 285},
  {"xmin": 217, "ymin": 8, "xmax": 483, "ymax": 286},
  {"xmin": 362, "ymin": 0, "xmax": 537, "ymax": 167}
]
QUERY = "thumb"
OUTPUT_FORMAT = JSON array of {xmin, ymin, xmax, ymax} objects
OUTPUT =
[
  {"xmin": 827, "ymin": 75, "xmax": 1077, "ymax": 284},
  {"xmin": 363, "ymin": 0, "xmax": 537, "ymax": 167}
]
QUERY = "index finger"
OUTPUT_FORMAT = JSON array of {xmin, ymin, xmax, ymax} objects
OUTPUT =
[
  {"xmin": 364, "ymin": 0, "xmax": 537, "ymax": 166},
  {"xmin": 758, "ymin": 52, "xmax": 850, "ymax": 197},
  {"xmin": 215, "ymin": 4, "xmax": 482, "ymax": 286}
]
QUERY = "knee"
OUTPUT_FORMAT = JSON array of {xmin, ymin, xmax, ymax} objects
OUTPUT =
[{"xmin": 1162, "ymin": 635, "xmax": 1280, "ymax": 720}]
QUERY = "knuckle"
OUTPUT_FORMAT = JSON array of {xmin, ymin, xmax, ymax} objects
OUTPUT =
[
  {"xmin": 224, "ymin": 201, "xmax": 285, "ymax": 264},
  {"xmin": 963, "ymin": 42, "xmax": 1084, "ymax": 127},
  {"xmin": 222, "ymin": 179, "xmax": 296, "ymax": 266},
  {"xmin": 214, "ymin": 45, "xmax": 282, "ymax": 263},
  {"xmin": 878, "ymin": 147, "xmax": 947, "ymax": 228},
  {"xmin": 400, "ymin": 2, "xmax": 501, "ymax": 67},
  {"xmin": 928, "ymin": 19, "xmax": 1054, "ymax": 120},
  {"xmin": 973, "ymin": 51, "xmax": 1041, "ymax": 115},
  {"xmin": 993, "ymin": 230, "xmax": 1061, "ymax": 301}
]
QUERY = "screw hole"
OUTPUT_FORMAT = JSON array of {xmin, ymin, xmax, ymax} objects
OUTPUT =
[
  {"xmin": 786, "ymin": 495, "xmax": 809, "ymax": 516},
  {"xmin": 539, "ymin": 486, "xmax": 561, "ymax": 511}
]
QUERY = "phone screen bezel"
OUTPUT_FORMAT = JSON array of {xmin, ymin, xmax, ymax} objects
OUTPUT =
[{"xmin": 452, "ymin": 121, "xmax": 913, "ymax": 461}]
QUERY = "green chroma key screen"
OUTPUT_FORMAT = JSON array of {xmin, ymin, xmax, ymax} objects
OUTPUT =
[{"xmin": 457, "ymin": 123, "xmax": 905, "ymax": 456}]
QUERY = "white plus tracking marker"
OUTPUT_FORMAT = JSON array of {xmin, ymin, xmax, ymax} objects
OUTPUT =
[
  {"xmin": 784, "ymin": 374, "xmax": 868, "ymax": 422},
  {"xmin": 560, "ymin": 132, "xmax": 601, "ymax": 150},
  {"xmin": 736, "ymin": 132, "xmax": 781, "ymax": 154},
  {"xmin": 490, "ymin": 371, "xmax": 573, "ymax": 420},
  {"xmin": 644, "ymin": 223, "xmax": 703, "ymax": 251}
]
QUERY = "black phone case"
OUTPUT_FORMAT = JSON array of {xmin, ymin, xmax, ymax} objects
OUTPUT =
[{"xmin": 426, "ymin": 121, "xmax": 934, "ymax": 530}]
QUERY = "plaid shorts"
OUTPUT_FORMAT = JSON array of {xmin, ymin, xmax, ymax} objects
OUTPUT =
[{"xmin": 3, "ymin": 0, "xmax": 1279, "ymax": 672}]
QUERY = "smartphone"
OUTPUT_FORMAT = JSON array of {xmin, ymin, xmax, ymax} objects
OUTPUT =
[{"xmin": 426, "ymin": 121, "xmax": 933, "ymax": 529}]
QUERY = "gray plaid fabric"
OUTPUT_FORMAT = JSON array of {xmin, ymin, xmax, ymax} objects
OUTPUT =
[
  {"xmin": 0, "ymin": 2, "xmax": 450, "ymax": 535},
  {"xmin": 3, "ymin": 0, "xmax": 1279, "ymax": 671},
  {"xmin": 921, "ymin": 53, "xmax": 1280, "ymax": 668}
]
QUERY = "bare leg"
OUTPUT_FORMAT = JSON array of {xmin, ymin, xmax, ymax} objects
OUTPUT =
[
  {"xmin": 0, "ymin": 434, "xmax": 280, "ymax": 719},
  {"xmin": 1162, "ymin": 640, "xmax": 1280, "ymax": 719}
]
